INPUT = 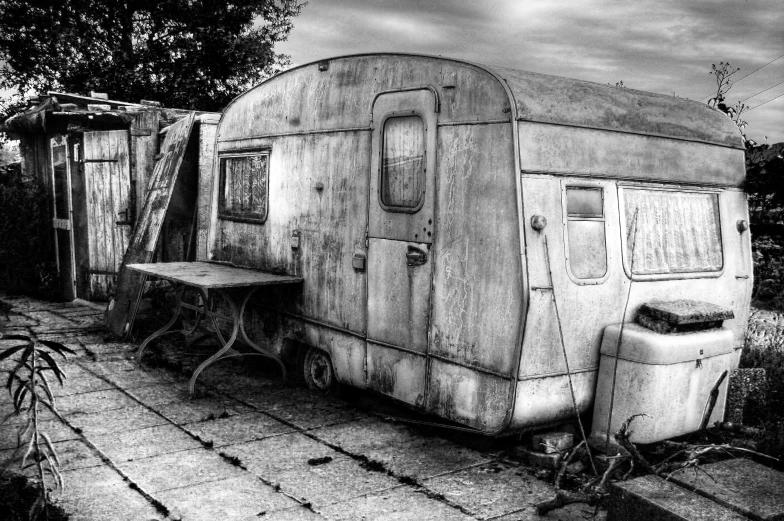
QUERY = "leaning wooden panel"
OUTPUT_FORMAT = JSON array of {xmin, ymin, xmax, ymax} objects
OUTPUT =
[{"xmin": 104, "ymin": 113, "xmax": 196, "ymax": 336}]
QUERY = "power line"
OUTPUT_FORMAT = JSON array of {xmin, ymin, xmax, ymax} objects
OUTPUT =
[
  {"xmin": 697, "ymin": 51, "xmax": 784, "ymax": 101},
  {"xmin": 746, "ymin": 91, "xmax": 784, "ymax": 112},
  {"xmin": 741, "ymin": 79, "xmax": 784, "ymax": 102}
]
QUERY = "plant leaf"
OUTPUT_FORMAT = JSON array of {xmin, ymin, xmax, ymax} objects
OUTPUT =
[
  {"xmin": 20, "ymin": 431, "xmax": 35, "ymax": 470},
  {"xmin": 40, "ymin": 432, "xmax": 61, "ymax": 468},
  {"xmin": 13, "ymin": 381, "xmax": 30, "ymax": 411},
  {"xmin": 37, "ymin": 370, "xmax": 56, "ymax": 408},
  {"xmin": 37, "ymin": 350, "xmax": 64, "ymax": 378},
  {"xmin": 0, "ymin": 343, "xmax": 29, "ymax": 363},
  {"xmin": 39, "ymin": 365, "xmax": 65, "ymax": 386},
  {"xmin": 1, "ymin": 334, "xmax": 31, "ymax": 341}
]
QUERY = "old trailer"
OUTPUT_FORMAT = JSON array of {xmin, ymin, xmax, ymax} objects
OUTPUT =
[
  {"xmin": 205, "ymin": 53, "xmax": 752, "ymax": 436},
  {"xmin": 4, "ymin": 93, "xmax": 219, "ymax": 301}
]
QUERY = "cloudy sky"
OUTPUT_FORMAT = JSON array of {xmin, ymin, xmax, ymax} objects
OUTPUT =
[{"xmin": 276, "ymin": 0, "xmax": 783, "ymax": 144}]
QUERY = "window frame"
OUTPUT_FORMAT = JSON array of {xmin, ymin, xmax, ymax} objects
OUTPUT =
[
  {"xmin": 377, "ymin": 110, "xmax": 428, "ymax": 214},
  {"xmin": 217, "ymin": 150, "xmax": 271, "ymax": 225},
  {"xmin": 618, "ymin": 184, "xmax": 725, "ymax": 281},
  {"xmin": 561, "ymin": 182, "xmax": 611, "ymax": 285}
]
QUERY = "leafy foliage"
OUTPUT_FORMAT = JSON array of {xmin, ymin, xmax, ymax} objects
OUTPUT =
[
  {"xmin": 0, "ymin": 0, "xmax": 304, "ymax": 112},
  {"xmin": 0, "ymin": 334, "xmax": 74, "ymax": 519},
  {"xmin": 0, "ymin": 163, "xmax": 60, "ymax": 297}
]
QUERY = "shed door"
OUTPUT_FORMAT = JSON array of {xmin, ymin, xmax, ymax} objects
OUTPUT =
[
  {"xmin": 366, "ymin": 89, "xmax": 437, "ymax": 408},
  {"xmin": 83, "ymin": 131, "xmax": 131, "ymax": 300},
  {"xmin": 50, "ymin": 136, "xmax": 77, "ymax": 300}
]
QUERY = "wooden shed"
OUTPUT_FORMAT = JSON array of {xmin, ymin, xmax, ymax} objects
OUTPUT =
[{"xmin": 3, "ymin": 93, "xmax": 219, "ymax": 301}]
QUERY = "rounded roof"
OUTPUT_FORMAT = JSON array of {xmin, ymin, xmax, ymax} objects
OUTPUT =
[{"xmin": 257, "ymin": 53, "xmax": 743, "ymax": 149}]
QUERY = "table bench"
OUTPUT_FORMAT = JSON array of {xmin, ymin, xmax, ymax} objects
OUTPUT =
[{"xmin": 127, "ymin": 261, "xmax": 303, "ymax": 394}]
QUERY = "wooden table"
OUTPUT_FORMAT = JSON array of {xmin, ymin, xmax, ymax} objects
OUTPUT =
[{"xmin": 127, "ymin": 261, "xmax": 303, "ymax": 394}]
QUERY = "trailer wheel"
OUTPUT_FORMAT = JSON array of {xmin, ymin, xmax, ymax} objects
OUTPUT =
[{"xmin": 303, "ymin": 347, "xmax": 336, "ymax": 393}]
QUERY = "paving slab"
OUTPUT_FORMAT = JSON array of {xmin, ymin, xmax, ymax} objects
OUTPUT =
[
  {"xmin": 363, "ymin": 435, "xmax": 493, "ymax": 480},
  {"xmin": 219, "ymin": 432, "xmax": 342, "ymax": 478},
  {"xmin": 60, "ymin": 464, "xmax": 132, "ymax": 498},
  {"xmin": 83, "ymin": 359, "xmax": 176, "ymax": 388},
  {"xmin": 118, "ymin": 447, "xmax": 247, "ymax": 493},
  {"xmin": 50, "ymin": 364, "xmax": 116, "ymax": 396},
  {"xmin": 317, "ymin": 485, "xmax": 475, "ymax": 520},
  {"xmin": 183, "ymin": 411, "xmax": 295, "ymax": 447},
  {"xmin": 54, "ymin": 487, "xmax": 165, "ymax": 521},
  {"xmin": 0, "ymin": 418, "xmax": 78, "ymax": 449},
  {"xmin": 156, "ymin": 474, "xmax": 298, "ymax": 520},
  {"xmin": 271, "ymin": 400, "xmax": 367, "ymax": 430},
  {"xmin": 67, "ymin": 405, "xmax": 169, "ymax": 437},
  {"xmin": 272, "ymin": 454, "xmax": 401, "ymax": 507},
  {"xmin": 125, "ymin": 382, "xmax": 193, "ymax": 406},
  {"xmin": 91, "ymin": 423, "xmax": 203, "ymax": 462},
  {"xmin": 423, "ymin": 461, "xmax": 553, "ymax": 520},
  {"xmin": 669, "ymin": 458, "xmax": 784, "ymax": 520},
  {"xmin": 56, "ymin": 388, "xmax": 139, "ymax": 415},
  {"xmin": 608, "ymin": 474, "xmax": 747, "ymax": 521},
  {"xmin": 153, "ymin": 396, "xmax": 253, "ymax": 425},
  {"xmin": 308, "ymin": 417, "xmax": 422, "ymax": 454},
  {"xmin": 260, "ymin": 505, "xmax": 326, "ymax": 520}
]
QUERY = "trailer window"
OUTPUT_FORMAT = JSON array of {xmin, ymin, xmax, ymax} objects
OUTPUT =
[
  {"xmin": 623, "ymin": 189, "xmax": 722, "ymax": 275},
  {"xmin": 381, "ymin": 116, "xmax": 425, "ymax": 210},
  {"xmin": 218, "ymin": 153, "xmax": 269, "ymax": 224},
  {"xmin": 565, "ymin": 187, "xmax": 607, "ymax": 280}
]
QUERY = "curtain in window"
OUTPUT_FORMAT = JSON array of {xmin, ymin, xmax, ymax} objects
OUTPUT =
[
  {"xmin": 382, "ymin": 116, "xmax": 424, "ymax": 208},
  {"xmin": 222, "ymin": 154, "xmax": 268, "ymax": 218},
  {"xmin": 624, "ymin": 190, "xmax": 722, "ymax": 275}
]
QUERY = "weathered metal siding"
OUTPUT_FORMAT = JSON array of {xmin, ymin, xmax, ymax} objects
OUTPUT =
[
  {"xmin": 196, "ymin": 117, "xmax": 218, "ymax": 260},
  {"xmin": 217, "ymin": 54, "xmax": 511, "ymax": 141},
  {"xmin": 488, "ymin": 65, "xmax": 743, "ymax": 149},
  {"xmin": 215, "ymin": 132, "xmax": 370, "ymax": 333},
  {"xmin": 511, "ymin": 122, "xmax": 752, "ymax": 429},
  {"xmin": 426, "ymin": 123, "xmax": 522, "ymax": 431},
  {"xmin": 518, "ymin": 122, "xmax": 746, "ymax": 187},
  {"xmin": 213, "ymin": 55, "xmax": 523, "ymax": 431}
]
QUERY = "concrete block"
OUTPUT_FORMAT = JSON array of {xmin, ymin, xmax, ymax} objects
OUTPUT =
[
  {"xmin": 669, "ymin": 458, "xmax": 784, "ymax": 520},
  {"xmin": 318, "ymin": 485, "xmax": 474, "ymax": 520},
  {"xmin": 91, "ymin": 423, "xmax": 202, "ymax": 462},
  {"xmin": 513, "ymin": 447, "xmax": 563, "ymax": 469},
  {"xmin": 608, "ymin": 474, "xmax": 747, "ymax": 521},
  {"xmin": 183, "ymin": 412, "xmax": 295, "ymax": 447}
]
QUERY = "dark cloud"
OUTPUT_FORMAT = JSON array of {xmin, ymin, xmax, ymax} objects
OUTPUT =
[{"xmin": 276, "ymin": 0, "xmax": 783, "ymax": 142}]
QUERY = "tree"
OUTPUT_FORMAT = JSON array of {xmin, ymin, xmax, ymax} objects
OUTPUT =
[{"xmin": 0, "ymin": 0, "xmax": 304, "ymax": 112}]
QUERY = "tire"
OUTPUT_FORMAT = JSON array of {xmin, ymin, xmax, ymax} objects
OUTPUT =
[{"xmin": 303, "ymin": 347, "xmax": 336, "ymax": 394}]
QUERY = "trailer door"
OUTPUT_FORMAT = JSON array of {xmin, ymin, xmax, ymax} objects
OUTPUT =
[{"xmin": 366, "ymin": 89, "xmax": 437, "ymax": 408}]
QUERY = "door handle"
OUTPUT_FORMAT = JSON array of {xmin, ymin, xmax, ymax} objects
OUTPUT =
[{"xmin": 406, "ymin": 246, "xmax": 427, "ymax": 266}]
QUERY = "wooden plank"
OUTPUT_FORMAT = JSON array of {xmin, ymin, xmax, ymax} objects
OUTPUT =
[
  {"xmin": 104, "ymin": 113, "xmax": 197, "ymax": 336},
  {"xmin": 83, "ymin": 130, "xmax": 131, "ymax": 300},
  {"xmin": 127, "ymin": 261, "xmax": 303, "ymax": 289},
  {"xmin": 196, "ymin": 120, "xmax": 217, "ymax": 261}
]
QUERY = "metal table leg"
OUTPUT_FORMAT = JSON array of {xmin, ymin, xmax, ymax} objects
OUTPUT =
[
  {"xmin": 136, "ymin": 282, "xmax": 185, "ymax": 365},
  {"xmin": 237, "ymin": 287, "xmax": 288, "ymax": 378},
  {"xmin": 188, "ymin": 288, "xmax": 241, "ymax": 395},
  {"xmin": 186, "ymin": 286, "xmax": 288, "ymax": 395}
]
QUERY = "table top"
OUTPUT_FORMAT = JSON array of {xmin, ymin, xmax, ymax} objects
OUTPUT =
[{"xmin": 127, "ymin": 262, "xmax": 303, "ymax": 289}]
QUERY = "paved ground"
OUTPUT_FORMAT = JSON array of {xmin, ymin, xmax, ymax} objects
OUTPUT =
[{"xmin": 0, "ymin": 293, "xmax": 601, "ymax": 521}]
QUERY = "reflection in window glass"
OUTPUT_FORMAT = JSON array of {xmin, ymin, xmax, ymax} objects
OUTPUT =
[
  {"xmin": 382, "ymin": 116, "xmax": 424, "ymax": 209},
  {"xmin": 566, "ymin": 186, "xmax": 607, "ymax": 280},
  {"xmin": 566, "ymin": 187, "xmax": 603, "ymax": 217},
  {"xmin": 624, "ymin": 189, "xmax": 722, "ymax": 275},
  {"xmin": 219, "ymin": 154, "xmax": 269, "ymax": 222},
  {"xmin": 52, "ymin": 144, "xmax": 69, "ymax": 219}
]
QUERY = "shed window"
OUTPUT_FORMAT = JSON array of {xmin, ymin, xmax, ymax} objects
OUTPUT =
[
  {"xmin": 565, "ymin": 187, "xmax": 607, "ymax": 280},
  {"xmin": 623, "ymin": 189, "xmax": 722, "ymax": 275},
  {"xmin": 218, "ymin": 153, "xmax": 269, "ymax": 223},
  {"xmin": 381, "ymin": 116, "xmax": 425, "ymax": 210}
]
